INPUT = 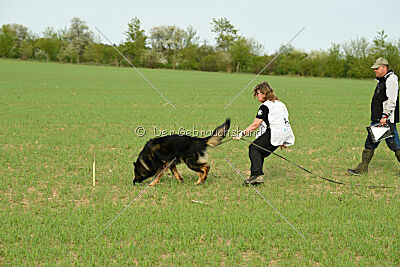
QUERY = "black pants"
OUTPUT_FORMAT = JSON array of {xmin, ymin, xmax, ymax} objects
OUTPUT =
[{"xmin": 249, "ymin": 129, "xmax": 278, "ymax": 176}]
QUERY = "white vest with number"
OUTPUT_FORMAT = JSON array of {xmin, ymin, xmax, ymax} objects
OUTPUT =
[{"xmin": 256, "ymin": 100, "xmax": 295, "ymax": 146}]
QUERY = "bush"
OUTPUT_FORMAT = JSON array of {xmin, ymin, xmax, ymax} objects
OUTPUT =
[
  {"xmin": 199, "ymin": 54, "xmax": 219, "ymax": 72},
  {"xmin": 34, "ymin": 49, "xmax": 47, "ymax": 61}
]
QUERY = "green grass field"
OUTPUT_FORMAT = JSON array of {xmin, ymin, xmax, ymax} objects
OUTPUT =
[{"xmin": 1, "ymin": 59, "xmax": 399, "ymax": 265}]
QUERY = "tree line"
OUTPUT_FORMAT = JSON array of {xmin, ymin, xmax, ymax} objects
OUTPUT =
[{"xmin": 1, "ymin": 17, "xmax": 399, "ymax": 79}]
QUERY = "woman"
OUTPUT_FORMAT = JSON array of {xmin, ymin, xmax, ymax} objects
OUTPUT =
[{"xmin": 234, "ymin": 81, "xmax": 295, "ymax": 185}]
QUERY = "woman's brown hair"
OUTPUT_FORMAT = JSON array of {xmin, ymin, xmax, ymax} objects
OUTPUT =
[{"xmin": 252, "ymin": 81, "xmax": 279, "ymax": 101}]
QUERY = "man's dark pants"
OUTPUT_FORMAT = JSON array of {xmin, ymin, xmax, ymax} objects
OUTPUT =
[{"xmin": 365, "ymin": 122, "xmax": 400, "ymax": 151}]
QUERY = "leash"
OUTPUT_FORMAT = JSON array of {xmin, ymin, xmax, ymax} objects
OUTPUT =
[
  {"xmin": 219, "ymin": 137, "xmax": 235, "ymax": 145},
  {"xmin": 235, "ymin": 138, "xmax": 395, "ymax": 189}
]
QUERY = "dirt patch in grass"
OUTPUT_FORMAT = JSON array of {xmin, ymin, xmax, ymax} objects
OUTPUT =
[{"xmin": 242, "ymin": 250, "xmax": 266, "ymax": 264}]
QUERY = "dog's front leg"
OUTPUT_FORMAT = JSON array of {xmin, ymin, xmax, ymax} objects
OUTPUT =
[
  {"xmin": 170, "ymin": 164, "xmax": 184, "ymax": 183},
  {"xmin": 149, "ymin": 164, "xmax": 168, "ymax": 186}
]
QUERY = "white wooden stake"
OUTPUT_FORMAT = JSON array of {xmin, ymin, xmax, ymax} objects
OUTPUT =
[{"xmin": 93, "ymin": 153, "xmax": 96, "ymax": 187}]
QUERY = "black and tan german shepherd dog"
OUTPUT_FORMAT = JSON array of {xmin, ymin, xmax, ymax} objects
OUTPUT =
[{"xmin": 133, "ymin": 119, "xmax": 230, "ymax": 186}]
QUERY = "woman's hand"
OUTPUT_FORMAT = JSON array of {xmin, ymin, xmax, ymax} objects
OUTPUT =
[{"xmin": 236, "ymin": 118, "xmax": 263, "ymax": 141}]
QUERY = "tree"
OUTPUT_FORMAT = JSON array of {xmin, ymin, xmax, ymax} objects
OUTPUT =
[
  {"xmin": 177, "ymin": 45, "xmax": 201, "ymax": 70},
  {"xmin": 20, "ymin": 40, "xmax": 34, "ymax": 60},
  {"xmin": 371, "ymin": 30, "xmax": 400, "ymax": 74},
  {"xmin": 0, "ymin": 24, "xmax": 34, "ymax": 58},
  {"xmin": 0, "ymin": 24, "xmax": 17, "ymax": 57},
  {"xmin": 274, "ymin": 49, "xmax": 308, "ymax": 76},
  {"xmin": 84, "ymin": 36, "xmax": 106, "ymax": 64},
  {"xmin": 199, "ymin": 54, "xmax": 219, "ymax": 72},
  {"xmin": 302, "ymin": 50, "xmax": 328, "ymax": 77},
  {"xmin": 36, "ymin": 38, "xmax": 59, "ymax": 61},
  {"xmin": 140, "ymin": 49, "xmax": 165, "ymax": 68},
  {"xmin": 9, "ymin": 24, "xmax": 32, "ymax": 58},
  {"xmin": 326, "ymin": 43, "xmax": 345, "ymax": 77},
  {"xmin": 173, "ymin": 26, "xmax": 200, "ymax": 70},
  {"xmin": 64, "ymin": 17, "xmax": 93, "ymax": 63},
  {"xmin": 124, "ymin": 17, "xmax": 147, "ymax": 66},
  {"xmin": 150, "ymin": 25, "xmax": 186, "ymax": 52},
  {"xmin": 211, "ymin": 18, "xmax": 238, "ymax": 51},
  {"xmin": 149, "ymin": 25, "xmax": 196, "ymax": 68},
  {"xmin": 250, "ymin": 55, "xmax": 275, "ymax": 75},
  {"xmin": 229, "ymin": 37, "xmax": 251, "ymax": 72},
  {"xmin": 36, "ymin": 27, "xmax": 62, "ymax": 61},
  {"xmin": 58, "ymin": 45, "xmax": 79, "ymax": 63},
  {"xmin": 229, "ymin": 37, "xmax": 262, "ymax": 72},
  {"xmin": 215, "ymin": 51, "xmax": 232, "ymax": 72},
  {"xmin": 275, "ymin": 44, "xmax": 295, "ymax": 55},
  {"xmin": 184, "ymin": 25, "xmax": 199, "ymax": 47},
  {"xmin": 371, "ymin": 30, "xmax": 388, "ymax": 56},
  {"xmin": 343, "ymin": 37, "xmax": 373, "ymax": 78}
]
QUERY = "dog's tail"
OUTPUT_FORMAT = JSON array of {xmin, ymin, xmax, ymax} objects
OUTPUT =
[{"xmin": 205, "ymin": 118, "xmax": 231, "ymax": 148}]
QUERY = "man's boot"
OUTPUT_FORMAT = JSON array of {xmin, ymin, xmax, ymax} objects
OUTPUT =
[
  {"xmin": 395, "ymin": 150, "xmax": 400, "ymax": 177},
  {"xmin": 347, "ymin": 149, "xmax": 375, "ymax": 175}
]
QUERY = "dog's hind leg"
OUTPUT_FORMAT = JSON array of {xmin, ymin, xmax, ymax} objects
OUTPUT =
[
  {"xmin": 189, "ymin": 163, "xmax": 210, "ymax": 185},
  {"xmin": 194, "ymin": 170, "xmax": 203, "ymax": 185},
  {"xmin": 184, "ymin": 157, "xmax": 210, "ymax": 185},
  {"xmin": 149, "ymin": 163, "xmax": 169, "ymax": 186},
  {"xmin": 195, "ymin": 164, "xmax": 210, "ymax": 185},
  {"xmin": 170, "ymin": 164, "xmax": 184, "ymax": 183}
]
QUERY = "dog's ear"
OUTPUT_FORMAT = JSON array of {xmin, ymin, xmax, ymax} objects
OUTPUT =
[{"xmin": 133, "ymin": 159, "xmax": 138, "ymax": 169}]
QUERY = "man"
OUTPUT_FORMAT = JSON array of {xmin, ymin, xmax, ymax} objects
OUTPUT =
[{"xmin": 348, "ymin": 57, "xmax": 400, "ymax": 175}]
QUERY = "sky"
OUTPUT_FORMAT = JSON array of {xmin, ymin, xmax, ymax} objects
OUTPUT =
[{"xmin": 1, "ymin": 0, "xmax": 399, "ymax": 54}]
